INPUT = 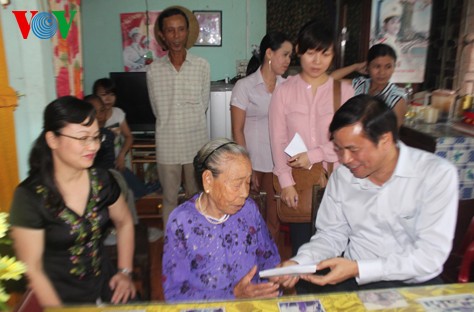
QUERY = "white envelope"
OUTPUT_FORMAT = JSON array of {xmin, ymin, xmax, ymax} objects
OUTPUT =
[
  {"xmin": 284, "ymin": 133, "xmax": 308, "ymax": 157},
  {"xmin": 259, "ymin": 264, "xmax": 317, "ymax": 278}
]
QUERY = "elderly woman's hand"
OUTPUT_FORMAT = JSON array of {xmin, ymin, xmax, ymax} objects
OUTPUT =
[
  {"xmin": 270, "ymin": 260, "xmax": 300, "ymax": 289},
  {"xmin": 233, "ymin": 266, "xmax": 280, "ymax": 299},
  {"xmin": 109, "ymin": 272, "xmax": 137, "ymax": 304}
]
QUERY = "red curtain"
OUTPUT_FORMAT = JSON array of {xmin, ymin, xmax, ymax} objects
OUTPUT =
[{"xmin": 50, "ymin": 0, "xmax": 83, "ymax": 98}]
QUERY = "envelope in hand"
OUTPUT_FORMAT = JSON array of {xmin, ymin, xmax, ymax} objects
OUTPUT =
[{"xmin": 284, "ymin": 133, "xmax": 308, "ymax": 157}]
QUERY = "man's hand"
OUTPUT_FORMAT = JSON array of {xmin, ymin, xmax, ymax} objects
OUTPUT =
[
  {"xmin": 233, "ymin": 266, "xmax": 279, "ymax": 299},
  {"xmin": 269, "ymin": 260, "xmax": 300, "ymax": 288},
  {"xmin": 300, "ymin": 257, "xmax": 359, "ymax": 286}
]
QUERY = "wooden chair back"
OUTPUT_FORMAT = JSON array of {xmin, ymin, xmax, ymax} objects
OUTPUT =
[
  {"xmin": 13, "ymin": 290, "xmax": 42, "ymax": 312},
  {"xmin": 311, "ymin": 185, "xmax": 326, "ymax": 235}
]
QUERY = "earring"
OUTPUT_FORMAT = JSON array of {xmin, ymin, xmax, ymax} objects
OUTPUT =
[
  {"xmin": 268, "ymin": 59, "xmax": 272, "ymax": 67},
  {"xmin": 205, "ymin": 189, "xmax": 210, "ymax": 194}
]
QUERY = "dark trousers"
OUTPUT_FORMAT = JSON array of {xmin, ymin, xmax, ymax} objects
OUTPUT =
[
  {"xmin": 289, "ymin": 222, "xmax": 313, "ymax": 256},
  {"xmin": 296, "ymin": 274, "xmax": 445, "ymax": 295}
]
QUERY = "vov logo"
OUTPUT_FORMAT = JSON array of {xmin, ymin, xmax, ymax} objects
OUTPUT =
[{"xmin": 12, "ymin": 11, "xmax": 77, "ymax": 39}]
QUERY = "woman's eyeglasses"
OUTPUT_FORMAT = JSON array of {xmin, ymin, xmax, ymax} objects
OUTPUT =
[{"xmin": 55, "ymin": 132, "xmax": 106, "ymax": 146}]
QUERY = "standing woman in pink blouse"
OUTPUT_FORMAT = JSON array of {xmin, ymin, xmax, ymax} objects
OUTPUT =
[
  {"xmin": 231, "ymin": 32, "xmax": 293, "ymax": 242},
  {"xmin": 269, "ymin": 20, "xmax": 354, "ymax": 256}
]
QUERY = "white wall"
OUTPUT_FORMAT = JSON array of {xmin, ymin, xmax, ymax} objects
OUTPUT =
[
  {"xmin": 1, "ymin": 0, "xmax": 266, "ymax": 178},
  {"xmin": 1, "ymin": 0, "xmax": 56, "ymax": 180},
  {"xmin": 82, "ymin": 0, "xmax": 266, "ymax": 93}
]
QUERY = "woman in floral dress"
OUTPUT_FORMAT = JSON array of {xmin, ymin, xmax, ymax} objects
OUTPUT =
[
  {"xmin": 9, "ymin": 96, "xmax": 136, "ymax": 307},
  {"xmin": 163, "ymin": 138, "xmax": 281, "ymax": 302}
]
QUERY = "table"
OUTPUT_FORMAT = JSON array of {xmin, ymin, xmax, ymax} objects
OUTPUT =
[
  {"xmin": 46, "ymin": 283, "xmax": 474, "ymax": 311},
  {"xmin": 400, "ymin": 123, "xmax": 474, "ymax": 200}
]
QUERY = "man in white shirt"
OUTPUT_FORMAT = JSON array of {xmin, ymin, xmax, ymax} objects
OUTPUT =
[{"xmin": 276, "ymin": 94, "xmax": 458, "ymax": 292}]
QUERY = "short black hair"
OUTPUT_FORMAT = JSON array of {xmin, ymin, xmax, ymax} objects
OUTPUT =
[
  {"xmin": 92, "ymin": 78, "xmax": 116, "ymax": 95},
  {"xmin": 157, "ymin": 7, "xmax": 189, "ymax": 32},
  {"xmin": 367, "ymin": 43, "xmax": 397, "ymax": 63},
  {"xmin": 296, "ymin": 20, "xmax": 335, "ymax": 55},
  {"xmin": 83, "ymin": 94, "xmax": 102, "ymax": 104},
  {"xmin": 329, "ymin": 94, "xmax": 398, "ymax": 144}
]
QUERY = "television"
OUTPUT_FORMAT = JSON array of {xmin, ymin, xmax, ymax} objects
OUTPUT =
[{"xmin": 109, "ymin": 72, "xmax": 155, "ymax": 135}]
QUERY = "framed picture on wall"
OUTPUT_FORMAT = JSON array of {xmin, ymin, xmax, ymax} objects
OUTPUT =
[
  {"xmin": 370, "ymin": 0, "xmax": 432, "ymax": 83},
  {"xmin": 193, "ymin": 10, "xmax": 222, "ymax": 46}
]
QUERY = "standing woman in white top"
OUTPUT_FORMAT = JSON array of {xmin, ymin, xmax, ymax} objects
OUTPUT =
[{"xmin": 231, "ymin": 32, "xmax": 293, "ymax": 242}]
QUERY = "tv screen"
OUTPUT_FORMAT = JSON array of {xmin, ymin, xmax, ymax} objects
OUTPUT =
[{"xmin": 109, "ymin": 72, "xmax": 155, "ymax": 134}]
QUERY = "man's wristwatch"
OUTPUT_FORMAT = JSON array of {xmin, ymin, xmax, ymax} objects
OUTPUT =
[{"xmin": 118, "ymin": 268, "xmax": 133, "ymax": 278}]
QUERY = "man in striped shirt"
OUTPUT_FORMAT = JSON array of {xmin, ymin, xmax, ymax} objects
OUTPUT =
[{"xmin": 147, "ymin": 7, "xmax": 210, "ymax": 229}]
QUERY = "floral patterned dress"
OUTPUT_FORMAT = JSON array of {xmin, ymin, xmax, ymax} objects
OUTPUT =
[
  {"xmin": 163, "ymin": 195, "xmax": 281, "ymax": 302},
  {"xmin": 9, "ymin": 168, "xmax": 121, "ymax": 304}
]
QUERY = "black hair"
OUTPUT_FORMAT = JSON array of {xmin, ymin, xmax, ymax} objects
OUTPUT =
[
  {"xmin": 296, "ymin": 20, "xmax": 335, "ymax": 55},
  {"xmin": 83, "ymin": 94, "xmax": 105, "ymax": 116},
  {"xmin": 92, "ymin": 78, "xmax": 116, "ymax": 95},
  {"xmin": 246, "ymin": 55, "xmax": 261, "ymax": 76},
  {"xmin": 29, "ymin": 96, "xmax": 96, "ymax": 210},
  {"xmin": 193, "ymin": 138, "xmax": 249, "ymax": 190},
  {"xmin": 83, "ymin": 94, "xmax": 102, "ymax": 104},
  {"xmin": 367, "ymin": 43, "xmax": 397, "ymax": 63},
  {"xmin": 246, "ymin": 31, "xmax": 292, "ymax": 76},
  {"xmin": 329, "ymin": 94, "xmax": 398, "ymax": 144},
  {"xmin": 384, "ymin": 16, "xmax": 399, "ymax": 25},
  {"xmin": 157, "ymin": 7, "xmax": 189, "ymax": 32}
]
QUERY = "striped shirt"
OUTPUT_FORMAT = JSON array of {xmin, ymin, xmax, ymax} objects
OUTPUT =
[
  {"xmin": 352, "ymin": 76, "xmax": 407, "ymax": 109},
  {"xmin": 146, "ymin": 52, "xmax": 210, "ymax": 164}
]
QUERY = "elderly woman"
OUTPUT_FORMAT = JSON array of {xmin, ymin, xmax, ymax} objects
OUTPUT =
[{"xmin": 162, "ymin": 138, "xmax": 281, "ymax": 302}]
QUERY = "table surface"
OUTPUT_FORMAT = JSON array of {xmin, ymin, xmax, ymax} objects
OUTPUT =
[
  {"xmin": 403, "ymin": 121, "xmax": 474, "ymax": 139},
  {"xmin": 46, "ymin": 283, "xmax": 474, "ymax": 311}
]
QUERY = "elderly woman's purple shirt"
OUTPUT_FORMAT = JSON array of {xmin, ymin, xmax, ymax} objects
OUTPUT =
[{"xmin": 163, "ymin": 194, "xmax": 280, "ymax": 302}]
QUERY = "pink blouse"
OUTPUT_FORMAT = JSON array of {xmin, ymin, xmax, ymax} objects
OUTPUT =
[{"xmin": 269, "ymin": 75, "xmax": 354, "ymax": 188}]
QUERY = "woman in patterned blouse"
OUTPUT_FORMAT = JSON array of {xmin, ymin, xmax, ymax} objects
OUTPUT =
[
  {"xmin": 162, "ymin": 138, "xmax": 281, "ymax": 302},
  {"xmin": 9, "ymin": 96, "xmax": 136, "ymax": 307}
]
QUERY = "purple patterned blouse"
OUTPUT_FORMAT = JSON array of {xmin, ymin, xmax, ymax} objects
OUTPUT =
[{"xmin": 163, "ymin": 194, "xmax": 280, "ymax": 302}]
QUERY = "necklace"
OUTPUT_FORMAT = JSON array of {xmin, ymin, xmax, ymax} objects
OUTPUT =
[{"xmin": 196, "ymin": 192, "xmax": 230, "ymax": 225}]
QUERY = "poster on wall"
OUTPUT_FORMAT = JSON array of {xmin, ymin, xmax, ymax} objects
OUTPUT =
[
  {"xmin": 370, "ymin": 0, "xmax": 432, "ymax": 83},
  {"xmin": 120, "ymin": 12, "xmax": 167, "ymax": 72}
]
